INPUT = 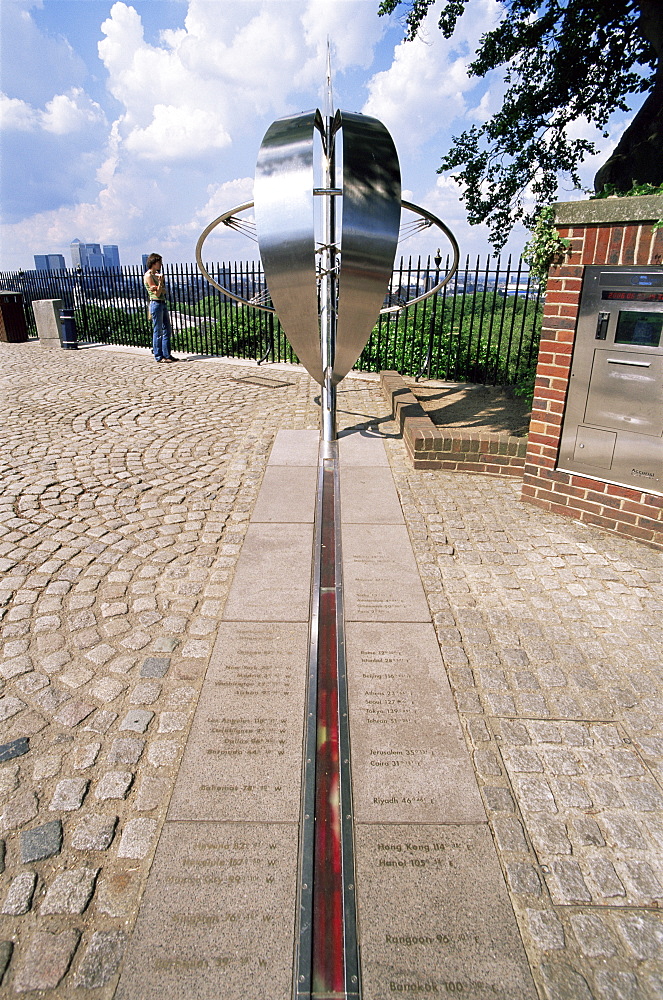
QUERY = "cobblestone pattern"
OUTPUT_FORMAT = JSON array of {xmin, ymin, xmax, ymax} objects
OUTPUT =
[
  {"xmin": 384, "ymin": 448, "xmax": 663, "ymax": 1000},
  {"xmin": 0, "ymin": 343, "xmax": 329, "ymax": 996},
  {"xmin": 2, "ymin": 341, "xmax": 662, "ymax": 998}
]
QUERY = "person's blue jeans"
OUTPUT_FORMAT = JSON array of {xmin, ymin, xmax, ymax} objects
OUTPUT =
[{"xmin": 150, "ymin": 301, "xmax": 172, "ymax": 360}]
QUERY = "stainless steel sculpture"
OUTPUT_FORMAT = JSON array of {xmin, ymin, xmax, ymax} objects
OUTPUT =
[
  {"xmin": 196, "ymin": 74, "xmax": 459, "ymax": 1000},
  {"xmin": 196, "ymin": 105, "xmax": 458, "ymax": 442}
]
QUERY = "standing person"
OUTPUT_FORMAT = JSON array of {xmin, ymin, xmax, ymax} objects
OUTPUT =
[{"xmin": 143, "ymin": 253, "xmax": 178, "ymax": 363}]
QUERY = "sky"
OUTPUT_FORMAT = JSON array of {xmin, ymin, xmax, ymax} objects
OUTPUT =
[{"xmin": 0, "ymin": 0, "xmax": 634, "ymax": 271}]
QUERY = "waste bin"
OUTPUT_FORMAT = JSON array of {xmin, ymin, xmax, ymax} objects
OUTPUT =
[
  {"xmin": 59, "ymin": 308, "xmax": 78, "ymax": 350},
  {"xmin": 0, "ymin": 290, "xmax": 28, "ymax": 342}
]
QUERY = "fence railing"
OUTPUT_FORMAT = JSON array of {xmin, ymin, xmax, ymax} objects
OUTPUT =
[{"xmin": 1, "ymin": 256, "xmax": 543, "ymax": 388}]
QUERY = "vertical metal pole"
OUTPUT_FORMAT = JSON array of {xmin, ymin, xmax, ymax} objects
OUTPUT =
[{"xmin": 320, "ymin": 78, "xmax": 337, "ymax": 443}]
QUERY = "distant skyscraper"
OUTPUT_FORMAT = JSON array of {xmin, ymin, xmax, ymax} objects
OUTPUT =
[
  {"xmin": 70, "ymin": 239, "xmax": 120, "ymax": 269},
  {"xmin": 103, "ymin": 245, "xmax": 120, "ymax": 268},
  {"xmin": 34, "ymin": 254, "xmax": 66, "ymax": 271},
  {"xmin": 142, "ymin": 254, "xmax": 149, "ymax": 271}
]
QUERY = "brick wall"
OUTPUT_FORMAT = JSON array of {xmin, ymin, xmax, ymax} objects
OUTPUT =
[
  {"xmin": 381, "ymin": 371, "xmax": 527, "ymax": 474},
  {"xmin": 521, "ymin": 198, "xmax": 663, "ymax": 550}
]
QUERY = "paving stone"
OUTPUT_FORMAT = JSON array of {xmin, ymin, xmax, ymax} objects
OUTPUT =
[
  {"xmin": 85, "ymin": 643, "xmax": 116, "ymax": 665},
  {"xmin": 71, "ymin": 813, "xmax": 118, "ymax": 851},
  {"xmin": 616, "ymin": 912, "xmax": 663, "ymax": 960},
  {"xmin": 135, "ymin": 775, "xmax": 169, "ymax": 811},
  {"xmin": 623, "ymin": 860, "xmax": 663, "ymax": 901},
  {"xmin": 0, "ymin": 940, "xmax": 12, "ymax": 985},
  {"xmin": 157, "ymin": 711, "xmax": 186, "ymax": 733},
  {"xmin": 95, "ymin": 866, "xmax": 142, "ymax": 917},
  {"xmin": 528, "ymin": 816, "xmax": 573, "ymax": 856},
  {"xmin": 73, "ymin": 627, "xmax": 101, "ymax": 649},
  {"xmin": 90, "ymin": 676, "xmax": 126, "ymax": 703},
  {"xmin": 0, "ymin": 694, "xmax": 26, "ymax": 721},
  {"xmin": 551, "ymin": 858, "xmax": 592, "ymax": 902},
  {"xmin": 15, "ymin": 671, "xmax": 49, "ymax": 694},
  {"xmin": 108, "ymin": 736, "xmax": 145, "ymax": 764},
  {"xmin": 11, "ymin": 928, "xmax": 80, "ymax": 992},
  {"xmin": 0, "ymin": 655, "xmax": 32, "ymax": 679},
  {"xmin": 95, "ymin": 770, "xmax": 134, "ymax": 800},
  {"xmin": 53, "ymin": 698, "xmax": 95, "ymax": 727},
  {"xmin": 539, "ymin": 961, "xmax": 594, "ymax": 1000},
  {"xmin": 117, "ymin": 817, "xmax": 157, "ymax": 858},
  {"xmin": 525, "ymin": 908, "xmax": 565, "ymax": 950},
  {"xmin": 1, "ymin": 871, "xmax": 37, "ymax": 914},
  {"xmin": 59, "ymin": 664, "xmax": 95, "ymax": 688},
  {"xmin": 140, "ymin": 656, "xmax": 171, "ymax": 678},
  {"xmin": 83, "ymin": 708, "xmax": 118, "ymax": 733},
  {"xmin": 0, "ymin": 790, "xmax": 38, "ymax": 831},
  {"xmin": 570, "ymin": 913, "xmax": 617, "ymax": 957},
  {"xmin": 0, "ymin": 735, "xmax": 29, "ymax": 761},
  {"xmin": 121, "ymin": 630, "xmax": 151, "ymax": 651},
  {"xmin": 75, "ymin": 929, "xmax": 127, "ymax": 988},
  {"xmin": 41, "ymin": 649, "xmax": 71, "ymax": 672},
  {"xmin": 74, "ymin": 741, "xmax": 101, "ymax": 769},
  {"xmin": 166, "ymin": 684, "xmax": 196, "ymax": 707},
  {"xmin": 570, "ymin": 815, "xmax": 605, "ymax": 847},
  {"xmin": 505, "ymin": 862, "xmax": 542, "ymax": 896},
  {"xmin": 20, "ymin": 818, "xmax": 63, "ymax": 862},
  {"xmin": 146, "ymin": 740, "xmax": 179, "ymax": 766},
  {"xmin": 49, "ymin": 777, "xmax": 89, "ymax": 811},
  {"xmin": 150, "ymin": 636, "xmax": 179, "ymax": 652},
  {"xmin": 589, "ymin": 858, "xmax": 626, "ymax": 898},
  {"xmin": 119, "ymin": 709, "xmax": 153, "ymax": 732},
  {"xmin": 129, "ymin": 680, "xmax": 161, "ymax": 704},
  {"xmin": 40, "ymin": 866, "xmax": 99, "ymax": 913},
  {"xmin": 492, "ymin": 816, "xmax": 529, "ymax": 852},
  {"xmin": 109, "ymin": 654, "xmax": 137, "ymax": 675},
  {"xmin": 68, "ymin": 609, "xmax": 97, "ymax": 631},
  {"xmin": 595, "ymin": 970, "xmax": 641, "ymax": 1000}
]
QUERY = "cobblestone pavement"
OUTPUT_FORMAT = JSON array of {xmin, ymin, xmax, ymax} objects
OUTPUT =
[{"xmin": 1, "ymin": 341, "xmax": 662, "ymax": 998}]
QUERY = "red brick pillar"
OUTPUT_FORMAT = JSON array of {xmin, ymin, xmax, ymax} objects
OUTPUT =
[{"xmin": 521, "ymin": 195, "xmax": 663, "ymax": 550}]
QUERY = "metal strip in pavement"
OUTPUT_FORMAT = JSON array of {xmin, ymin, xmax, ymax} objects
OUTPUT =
[{"xmin": 295, "ymin": 440, "xmax": 361, "ymax": 1000}]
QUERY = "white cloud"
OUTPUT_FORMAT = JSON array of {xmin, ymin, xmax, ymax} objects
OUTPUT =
[
  {"xmin": 297, "ymin": 0, "xmax": 387, "ymax": 92},
  {"xmin": 193, "ymin": 177, "xmax": 256, "ymax": 228},
  {"xmin": 0, "ymin": 93, "xmax": 39, "ymax": 130},
  {"xmin": 41, "ymin": 89, "xmax": 105, "ymax": 134},
  {"xmin": 97, "ymin": 0, "xmax": 390, "ymax": 163},
  {"xmin": 0, "ymin": 88, "xmax": 104, "ymax": 134},
  {"xmin": 124, "ymin": 103, "xmax": 231, "ymax": 160},
  {"xmin": 4, "ymin": 0, "xmax": 520, "ymax": 269},
  {"xmin": 363, "ymin": 0, "xmax": 503, "ymax": 150}
]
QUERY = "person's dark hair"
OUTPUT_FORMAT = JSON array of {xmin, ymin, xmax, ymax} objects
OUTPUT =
[{"xmin": 146, "ymin": 253, "xmax": 162, "ymax": 269}]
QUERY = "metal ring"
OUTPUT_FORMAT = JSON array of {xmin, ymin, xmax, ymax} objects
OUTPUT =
[
  {"xmin": 195, "ymin": 202, "xmax": 276, "ymax": 314},
  {"xmin": 380, "ymin": 200, "xmax": 460, "ymax": 314},
  {"xmin": 195, "ymin": 198, "xmax": 460, "ymax": 314}
]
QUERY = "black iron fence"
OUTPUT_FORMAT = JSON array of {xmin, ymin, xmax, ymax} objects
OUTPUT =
[{"xmin": 1, "ymin": 256, "xmax": 543, "ymax": 389}]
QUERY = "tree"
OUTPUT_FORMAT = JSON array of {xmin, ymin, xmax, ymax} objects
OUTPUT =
[{"xmin": 378, "ymin": 1, "xmax": 663, "ymax": 249}]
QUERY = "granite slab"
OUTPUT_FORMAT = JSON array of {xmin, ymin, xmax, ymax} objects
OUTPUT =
[
  {"xmin": 342, "ymin": 524, "xmax": 430, "ymax": 622},
  {"xmin": 355, "ymin": 824, "xmax": 537, "ymax": 1000},
  {"xmin": 251, "ymin": 467, "xmax": 317, "ymax": 523},
  {"xmin": 340, "ymin": 466, "xmax": 403, "ymax": 524},
  {"xmin": 268, "ymin": 428, "xmax": 319, "ymax": 466},
  {"xmin": 347, "ymin": 622, "xmax": 484, "ymax": 824},
  {"xmin": 115, "ymin": 821, "xmax": 298, "ymax": 1000},
  {"xmin": 168, "ymin": 623, "xmax": 307, "ymax": 822},
  {"xmin": 338, "ymin": 432, "xmax": 389, "ymax": 467},
  {"xmin": 222, "ymin": 523, "xmax": 313, "ymax": 622}
]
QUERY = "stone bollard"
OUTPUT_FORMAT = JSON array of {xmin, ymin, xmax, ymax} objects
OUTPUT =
[{"xmin": 33, "ymin": 299, "xmax": 64, "ymax": 349}]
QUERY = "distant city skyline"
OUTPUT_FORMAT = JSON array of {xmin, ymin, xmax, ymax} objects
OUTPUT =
[{"xmin": 70, "ymin": 238, "xmax": 121, "ymax": 269}]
